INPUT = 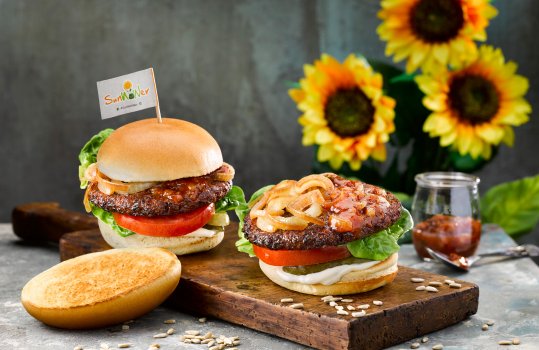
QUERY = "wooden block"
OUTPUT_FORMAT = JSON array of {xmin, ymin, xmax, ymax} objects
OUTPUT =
[{"xmin": 59, "ymin": 223, "xmax": 478, "ymax": 350}]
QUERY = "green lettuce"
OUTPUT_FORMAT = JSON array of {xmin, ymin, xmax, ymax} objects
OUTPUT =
[
  {"xmin": 90, "ymin": 203, "xmax": 136, "ymax": 237},
  {"xmin": 346, "ymin": 208, "xmax": 413, "ymax": 260},
  {"xmin": 78, "ymin": 128, "xmax": 114, "ymax": 189},
  {"xmin": 215, "ymin": 186, "xmax": 246, "ymax": 213},
  {"xmin": 235, "ymin": 185, "xmax": 274, "ymax": 257}
]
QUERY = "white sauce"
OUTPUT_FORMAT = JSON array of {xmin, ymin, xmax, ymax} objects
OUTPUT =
[
  {"xmin": 184, "ymin": 227, "xmax": 218, "ymax": 237},
  {"xmin": 263, "ymin": 259, "xmax": 380, "ymax": 285}
]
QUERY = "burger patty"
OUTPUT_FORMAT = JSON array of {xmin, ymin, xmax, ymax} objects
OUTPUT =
[
  {"xmin": 88, "ymin": 166, "xmax": 232, "ymax": 217},
  {"xmin": 243, "ymin": 175, "xmax": 402, "ymax": 250}
]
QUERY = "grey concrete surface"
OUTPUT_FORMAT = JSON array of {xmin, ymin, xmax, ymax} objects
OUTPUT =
[{"xmin": 2, "ymin": 223, "xmax": 539, "ymax": 349}]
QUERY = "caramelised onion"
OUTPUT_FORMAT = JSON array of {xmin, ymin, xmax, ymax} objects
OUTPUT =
[
  {"xmin": 84, "ymin": 162, "xmax": 156, "ymax": 195},
  {"xmin": 83, "ymin": 187, "xmax": 91, "ymax": 213},
  {"xmin": 286, "ymin": 190, "xmax": 325, "ymax": 225},
  {"xmin": 213, "ymin": 162, "xmax": 235, "ymax": 182},
  {"xmin": 295, "ymin": 174, "xmax": 335, "ymax": 194}
]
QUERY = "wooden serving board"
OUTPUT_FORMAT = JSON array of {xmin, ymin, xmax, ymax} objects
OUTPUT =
[{"xmin": 60, "ymin": 223, "xmax": 479, "ymax": 350}]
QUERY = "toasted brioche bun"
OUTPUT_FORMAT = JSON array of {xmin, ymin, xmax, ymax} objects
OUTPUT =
[
  {"xmin": 98, "ymin": 220, "xmax": 224, "ymax": 255},
  {"xmin": 259, "ymin": 253, "xmax": 398, "ymax": 296},
  {"xmin": 97, "ymin": 118, "xmax": 223, "ymax": 182},
  {"xmin": 21, "ymin": 248, "xmax": 181, "ymax": 329}
]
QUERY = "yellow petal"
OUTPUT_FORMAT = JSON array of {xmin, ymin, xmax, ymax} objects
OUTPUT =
[
  {"xmin": 502, "ymin": 126, "xmax": 515, "ymax": 147},
  {"xmin": 318, "ymin": 144, "xmax": 335, "ymax": 162},
  {"xmin": 481, "ymin": 143, "xmax": 492, "ymax": 159},
  {"xmin": 432, "ymin": 44, "xmax": 449, "ymax": 65},
  {"xmin": 469, "ymin": 138, "xmax": 483, "ymax": 159},
  {"xmin": 416, "ymin": 75, "xmax": 442, "ymax": 95},
  {"xmin": 349, "ymin": 158, "xmax": 362, "ymax": 171},
  {"xmin": 476, "ymin": 124, "xmax": 504, "ymax": 144},
  {"xmin": 371, "ymin": 144, "xmax": 387, "ymax": 162},
  {"xmin": 288, "ymin": 89, "xmax": 305, "ymax": 103},
  {"xmin": 423, "ymin": 94, "xmax": 447, "ymax": 112},
  {"xmin": 505, "ymin": 76, "xmax": 529, "ymax": 99},
  {"xmin": 440, "ymin": 131, "xmax": 457, "ymax": 147},
  {"xmin": 329, "ymin": 155, "xmax": 344, "ymax": 170},
  {"xmin": 315, "ymin": 128, "xmax": 335, "ymax": 144}
]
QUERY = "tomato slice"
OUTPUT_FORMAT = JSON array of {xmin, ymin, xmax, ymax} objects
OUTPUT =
[
  {"xmin": 113, "ymin": 203, "xmax": 215, "ymax": 237},
  {"xmin": 253, "ymin": 244, "xmax": 351, "ymax": 267}
]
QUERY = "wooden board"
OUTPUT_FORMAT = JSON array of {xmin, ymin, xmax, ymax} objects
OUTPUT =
[{"xmin": 59, "ymin": 223, "xmax": 479, "ymax": 350}]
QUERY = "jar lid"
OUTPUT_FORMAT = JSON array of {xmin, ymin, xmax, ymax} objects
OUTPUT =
[{"xmin": 415, "ymin": 172, "xmax": 480, "ymax": 188}]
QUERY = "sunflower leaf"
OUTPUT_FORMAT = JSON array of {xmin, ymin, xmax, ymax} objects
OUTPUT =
[{"xmin": 481, "ymin": 175, "xmax": 539, "ymax": 236}]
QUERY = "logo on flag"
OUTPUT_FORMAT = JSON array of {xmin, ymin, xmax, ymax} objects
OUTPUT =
[{"xmin": 97, "ymin": 68, "xmax": 157, "ymax": 119}]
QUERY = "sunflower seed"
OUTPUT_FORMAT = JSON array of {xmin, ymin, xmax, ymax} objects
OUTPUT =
[
  {"xmin": 358, "ymin": 304, "xmax": 370, "ymax": 309},
  {"xmin": 153, "ymin": 333, "xmax": 167, "ymax": 339},
  {"xmin": 411, "ymin": 277, "xmax": 425, "ymax": 283},
  {"xmin": 486, "ymin": 320, "xmax": 495, "ymax": 326},
  {"xmin": 280, "ymin": 298, "xmax": 294, "ymax": 303},
  {"xmin": 100, "ymin": 343, "xmax": 110, "ymax": 350},
  {"xmin": 186, "ymin": 330, "xmax": 201, "ymax": 335},
  {"xmin": 321, "ymin": 296, "xmax": 333, "ymax": 302},
  {"xmin": 449, "ymin": 283, "xmax": 462, "ymax": 289},
  {"xmin": 421, "ymin": 337, "xmax": 429, "ymax": 343},
  {"xmin": 183, "ymin": 334, "xmax": 195, "ymax": 339},
  {"xmin": 207, "ymin": 340, "xmax": 216, "ymax": 347},
  {"xmin": 199, "ymin": 317, "xmax": 207, "ymax": 323},
  {"xmin": 163, "ymin": 319, "xmax": 176, "ymax": 324},
  {"xmin": 329, "ymin": 301, "xmax": 338, "ymax": 307},
  {"xmin": 347, "ymin": 305, "xmax": 356, "ymax": 311},
  {"xmin": 410, "ymin": 343, "xmax": 420, "ymax": 349},
  {"xmin": 335, "ymin": 305, "xmax": 344, "ymax": 310},
  {"xmin": 218, "ymin": 345, "xmax": 226, "ymax": 350},
  {"xmin": 416, "ymin": 286, "xmax": 426, "ymax": 291},
  {"xmin": 233, "ymin": 340, "xmax": 241, "ymax": 345},
  {"xmin": 341, "ymin": 299, "xmax": 354, "ymax": 303},
  {"xmin": 290, "ymin": 303, "xmax": 304, "ymax": 309},
  {"xmin": 202, "ymin": 339, "xmax": 213, "ymax": 344},
  {"xmin": 184, "ymin": 339, "xmax": 192, "ymax": 344},
  {"xmin": 331, "ymin": 297, "xmax": 343, "ymax": 302},
  {"xmin": 498, "ymin": 340, "xmax": 512, "ymax": 345},
  {"xmin": 444, "ymin": 279, "xmax": 455, "ymax": 285},
  {"xmin": 352, "ymin": 310, "xmax": 366, "ymax": 317},
  {"xmin": 148, "ymin": 345, "xmax": 160, "ymax": 350},
  {"xmin": 337, "ymin": 310, "xmax": 349, "ymax": 315},
  {"xmin": 512, "ymin": 338, "xmax": 521, "ymax": 345},
  {"xmin": 373, "ymin": 300, "xmax": 383, "ymax": 306},
  {"xmin": 429, "ymin": 281, "xmax": 443, "ymax": 287},
  {"xmin": 192, "ymin": 339, "xmax": 201, "ymax": 344},
  {"xmin": 209, "ymin": 346, "xmax": 220, "ymax": 350},
  {"xmin": 117, "ymin": 344, "xmax": 132, "ymax": 349},
  {"xmin": 482, "ymin": 324, "xmax": 489, "ymax": 331},
  {"xmin": 432, "ymin": 344, "xmax": 444, "ymax": 350},
  {"xmin": 74, "ymin": 346, "xmax": 84, "ymax": 350},
  {"xmin": 166, "ymin": 328, "xmax": 175, "ymax": 335},
  {"xmin": 121, "ymin": 325, "xmax": 130, "ymax": 331},
  {"xmin": 426, "ymin": 286, "xmax": 439, "ymax": 293}
]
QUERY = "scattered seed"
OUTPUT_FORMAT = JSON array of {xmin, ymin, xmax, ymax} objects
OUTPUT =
[
  {"xmin": 335, "ymin": 305, "xmax": 344, "ymax": 310},
  {"xmin": 163, "ymin": 319, "xmax": 176, "ymax": 324},
  {"xmin": 429, "ymin": 281, "xmax": 443, "ymax": 287},
  {"xmin": 100, "ymin": 343, "xmax": 110, "ymax": 350},
  {"xmin": 332, "ymin": 297, "xmax": 343, "ymax": 302},
  {"xmin": 207, "ymin": 340, "xmax": 216, "ymax": 347},
  {"xmin": 421, "ymin": 337, "xmax": 429, "ymax": 343},
  {"xmin": 192, "ymin": 339, "xmax": 201, "ymax": 344},
  {"xmin": 426, "ymin": 286, "xmax": 439, "ymax": 293},
  {"xmin": 74, "ymin": 346, "xmax": 84, "ymax": 350},
  {"xmin": 198, "ymin": 317, "xmax": 207, "ymax": 323},
  {"xmin": 121, "ymin": 325, "xmax": 130, "ymax": 331},
  {"xmin": 280, "ymin": 298, "xmax": 294, "ymax": 303},
  {"xmin": 202, "ymin": 339, "xmax": 212, "ymax": 344},
  {"xmin": 432, "ymin": 344, "xmax": 444, "ymax": 350},
  {"xmin": 337, "ymin": 310, "xmax": 349, "ymax": 315},
  {"xmin": 444, "ymin": 279, "xmax": 455, "ymax": 285},
  {"xmin": 482, "ymin": 324, "xmax": 489, "ymax": 331},
  {"xmin": 358, "ymin": 304, "xmax": 370, "ymax": 309},
  {"xmin": 373, "ymin": 300, "xmax": 383, "ymax": 306},
  {"xmin": 341, "ymin": 299, "xmax": 354, "ymax": 303},
  {"xmin": 449, "ymin": 283, "xmax": 462, "ymax": 289},
  {"xmin": 229, "ymin": 348, "xmax": 238, "ymax": 350},
  {"xmin": 411, "ymin": 277, "xmax": 425, "ymax": 283},
  {"xmin": 153, "ymin": 333, "xmax": 167, "ymax": 339},
  {"xmin": 416, "ymin": 286, "xmax": 427, "ymax": 291},
  {"xmin": 352, "ymin": 310, "xmax": 366, "ymax": 317},
  {"xmin": 203, "ymin": 332, "xmax": 214, "ymax": 339},
  {"xmin": 166, "ymin": 328, "xmax": 175, "ymax": 335},
  {"xmin": 233, "ymin": 340, "xmax": 240, "ymax": 345},
  {"xmin": 289, "ymin": 303, "xmax": 304, "ymax": 309},
  {"xmin": 209, "ymin": 346, "xmax": 219, "ymax": 350},
  {"xmin": 498, "ymin": 340, "xmax": 512, "ymax": 345},
  {"xmin": 117, "ymin": 344, "xmax": 132, "ymax": 349},
  {"xmin": 486, "ymin": 320, "xmax": 495, "ymax": 326},
  {"xmin": 512, "ymin": 338, "xmax": 521, "ymax": 345},
  {"xmin": 149, "ymin": 345, "xmax": 160, "ymax": 350},
  {"xmin": 410, "ymin": 342, "xmax": 420, "ymax": 349},
  {"xmin": 329, "ymin": 301, "xmax": 338, "ymax": 307},
  {"xmin": 321, "ymin": 296, "xmax": 333, "ymax": 302},
  {"xmin": 184, "ymin": 339, "xmax": 192, "ymax": 344},
  {"xmin": 186, "ymin": 330, "xmax": 201, "ymax": 336},
  {"xmin": 347, "ymin": 305, "xmax": 356, "ymax": 311},
  {"xmin": 183, "ymin": 334, "xmax": 196, "ymax": 339},
  {"xmin": 230, "ymin": 337, "xmax": 239, "ymax": 341}
]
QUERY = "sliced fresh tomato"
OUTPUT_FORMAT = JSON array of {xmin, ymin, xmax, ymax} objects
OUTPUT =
[
  {"xmin": 113, "ymin": 203, "xmax": 215, "ymax": 237},
  {"xmin": 253, "ymin": 244, "xmax": 351, "ymax": 267}
]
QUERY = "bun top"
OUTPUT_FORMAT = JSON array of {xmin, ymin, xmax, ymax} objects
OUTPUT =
[{"xmin": 97, "ymin": 118, "xmax": 223, "ymax": 182}]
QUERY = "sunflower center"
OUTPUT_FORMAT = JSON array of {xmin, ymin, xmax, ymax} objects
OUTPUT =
[
  {"xmin": 324, "ymin": 88, "xmax": 374, "ymax": 137},
  {"xmin": 410, "ymin": 0, "xmax": 464, "ymax": 43},
  {"xmin": 449, "ymin": 74, "xmax": 500, "ymax": 125}
]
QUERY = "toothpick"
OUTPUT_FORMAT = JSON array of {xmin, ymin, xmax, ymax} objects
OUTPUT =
[{"xmin": 150, "ymin": 67, "xmax": 162, "ymax": 123}]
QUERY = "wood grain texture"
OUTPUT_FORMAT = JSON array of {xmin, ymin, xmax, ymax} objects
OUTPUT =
[{"xmin": 60, "ymin": 223, "xmax": 479, "ymax": 350}]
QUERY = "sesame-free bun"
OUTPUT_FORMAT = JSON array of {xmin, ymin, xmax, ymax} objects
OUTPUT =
[
  {"xmin": 21, "ymin": 248, "xmax": 181, "ymax": 329},
  {"xmin": 98, "ymin": 220, "xmax": 224, "ymax": 256},
  {"xmin": 97, "ymin": 118, "xmax": 223, "ymax": 182},
  {"xmin": 259, "ymin": 253, "xmax": 398, "ymax": 296}
]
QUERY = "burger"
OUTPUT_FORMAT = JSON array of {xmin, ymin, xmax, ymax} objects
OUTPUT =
[
  {"xmin": 79, "ymin": 118, "xmax": 244, "ymax": 255},
  {"xmin": 236, "ymin": 173, "xmax": 413, "ymax": 295}
]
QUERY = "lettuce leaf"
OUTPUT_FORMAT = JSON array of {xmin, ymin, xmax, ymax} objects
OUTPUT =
[
  {"xmin": 235, "ymin": 185, "xmax": 274, "ymax": 257},
  {"xmin": 78, "ymin": 129, "xmax": 114, "ymax": 189},
  {"xmin": 346, "ymin": 208, "xmax": 413, "ymax": 260},
  {"xmin": 215, "ymin": 186, "xmax": 246, "ymax": 213},
  {"xmin": 90, "ymin": 203, "xmax": 136, "ymax": 237}
]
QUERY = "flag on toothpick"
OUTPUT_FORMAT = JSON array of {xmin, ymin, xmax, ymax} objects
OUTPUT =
[{"xmin": 96, "ymin": 68, "xmax": 162, "ymax": 122}]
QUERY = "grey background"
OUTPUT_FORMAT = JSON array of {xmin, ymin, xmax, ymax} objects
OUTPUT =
[{"xmin": 1, "ymin": 0, "xmax": 538, "ymax": 236}]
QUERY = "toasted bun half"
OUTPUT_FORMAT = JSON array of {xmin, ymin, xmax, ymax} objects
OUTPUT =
[
  {"xmin": 21, "ymin": 248, "xmax": 181, "ymax": 329},
  {"xmin": 259, "ymin": 253, "xmax": 398, "ymax": 296},
  {"xmin": 97, "ymin": 118, "xmax": 223, "ymax": 182},
  {"xmin": 98, "ymin": 220, "xmax": 224, "ymax": 256}
]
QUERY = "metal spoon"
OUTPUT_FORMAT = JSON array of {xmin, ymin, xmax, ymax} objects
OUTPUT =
[{"xmin": 425, "ymin": 245, "xmax": 539, "ymax": 272}]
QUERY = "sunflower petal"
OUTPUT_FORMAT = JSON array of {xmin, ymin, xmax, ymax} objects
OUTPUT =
[
  {"xmin": 318, "ymin": 144, "xmax": 335, "ymax": 162},
  {"xmin": 329, "ymin": 155, "xmax": 344, "ymax": 170},
  {"xmin": 476, "ymin": 124, "xmax": 504, "ymax": 144},
  {"xmin": 315, "ymin": 128, "xmax": 335, "ymax": 144},
  {"xmin": 502, "ymin": 126, "xmax": 515, "ymax": 147}
]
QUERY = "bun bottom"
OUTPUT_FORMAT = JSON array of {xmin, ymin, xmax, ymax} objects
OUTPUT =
[
  {"xmin": 98, "ymin": 220, "xmax": 224, "ymax": 255},
  {"xmin": 259, "ymin": 253, "xmax": 398, "ymax": 296}
]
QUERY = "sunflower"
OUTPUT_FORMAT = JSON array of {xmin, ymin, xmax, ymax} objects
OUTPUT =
[
  {"xmin": 378, "ymin": 0, "xmax": 498, "ymax": 73},
  {"xmin": 416, "ymin": 45, "xmax": 531, "ymax": 159},
  {"xmin": 288, "ymin": 54, "xmax": 396, "ymax": 171},
  {"xmin": 123, "ymin": 80, "xmax": 133, "ymax": 90}
]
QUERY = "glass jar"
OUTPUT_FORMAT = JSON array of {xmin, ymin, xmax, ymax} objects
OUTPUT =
[{"xmin": 411, "ymin": 172, "xmax": 481, "ymax": 259}]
